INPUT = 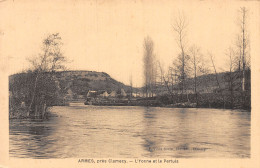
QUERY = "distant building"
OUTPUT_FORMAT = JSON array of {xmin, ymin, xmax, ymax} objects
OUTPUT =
[
  {"xmin": 120, "ymin": 89, "xmax": 127, "ymax": 97},
  {"xmin": 86, "ymin": 89, "xmax": 129, "ymax": 99},
  {"xmin": 99, "ymin": 91, "xmax": 109, "ymax": 98},
  {"xmin": 65, "ymin": 88, "xmax": 74, "ymax": 100},
  {"xmin": 109, "ymin": 91, "xmax": 117, "ymax": 97},
  {"xmin": 132, "ymin": 93, "xmax": 138, "ymax": 97},
  {"xmin": 87, "ymin": 90, "xmax": 98, "ymax": 97},
  {"xmin": 78, "ymin": 95, "xmax": 84, "ymax": 99}
]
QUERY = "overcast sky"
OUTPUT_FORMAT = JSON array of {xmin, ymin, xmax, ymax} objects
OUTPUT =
[{"xmin": 0, "ymin": 0, "xmax": 259, "ymax": 87}]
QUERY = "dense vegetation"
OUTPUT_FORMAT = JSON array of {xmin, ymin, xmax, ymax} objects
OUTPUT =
[{"xmin": 9, "ymin": 70, "xmax": 132, "ymax": 118}]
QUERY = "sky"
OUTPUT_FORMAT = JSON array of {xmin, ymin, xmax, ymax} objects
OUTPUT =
[{"xmin": 0, "ymin": 0, "xmax": 259, "ymax": 87}]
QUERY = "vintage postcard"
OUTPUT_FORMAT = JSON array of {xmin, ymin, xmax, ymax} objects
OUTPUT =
[{"xmin": 0, "ymin": 0, "xmax": 260, "ymax": 167}]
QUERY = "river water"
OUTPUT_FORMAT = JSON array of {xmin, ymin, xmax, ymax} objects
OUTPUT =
[{"xmin": 9, "ymin": 106, "xmax": 250, "ymax": 158}]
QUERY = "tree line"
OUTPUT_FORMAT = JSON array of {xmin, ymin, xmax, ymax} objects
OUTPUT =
[{"xmin": 142, "ymin": 7, "xmax": 251, "ymax": 109}]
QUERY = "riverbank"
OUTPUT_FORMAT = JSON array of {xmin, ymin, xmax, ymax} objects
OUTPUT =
[
  {"xmin": 83, "ymin": 99, "xmax": 250, "ymax": 111},
  {"xmin": 9, "ymin": 107, "xmax": 52, "ymax": 119},
  {"xmin": 84, "ymin": 103, "xmax": 250, "ymax": 111},
  {"xmin": 83, "ymin": 92, "xmax": 251, "ymax": 111},
  {"xmin": 9, "ymin": 92, "xmax": 250, "ymax": 119}
]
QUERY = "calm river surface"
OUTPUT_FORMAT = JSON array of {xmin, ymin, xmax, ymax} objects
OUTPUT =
[{"xmin": 9, "ymin": 106, "xmax": 250, "ymax": 158}]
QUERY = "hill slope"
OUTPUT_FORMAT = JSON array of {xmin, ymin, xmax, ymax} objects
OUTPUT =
[
  {"xmin": 9, "ymin": 70, "xmax": 132, "ymax": 97},
  {"xmin": 149, "ymin": 70, "xmax": 251, "ymax": 95},
  {"xmin": 56, "ymin": 70, "xmax": 132, "ymax": 95}
]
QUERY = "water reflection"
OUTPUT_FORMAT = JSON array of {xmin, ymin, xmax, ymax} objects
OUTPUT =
[
  {"xmin": 9, "ymin": 106, "xmax": 250, "ymax": 158},
  {"xmin": 142, "ymin": 107, "xmax": 161, "ymax": 157},
  {"xmin": 9, "ymin": 118, "xmax": 57, "ymax": 158}
]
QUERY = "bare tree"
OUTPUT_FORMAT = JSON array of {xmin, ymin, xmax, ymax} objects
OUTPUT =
[
  {"xmin": 27, "ymin": 33, "xmax": 66, "ymax": 117},
  {"xmin": 172, "ymin": 52, "xmax": 191, "ymax": 101},
  {"xmin": 225, "ymin": 47, "xmax": 236, "ymax": 108},
  {"xmin": 197, "ymin": 61, "xmax": 212, "ymax": 107},
  {"xmin": 143, "ymin": 36, "xmax": 156, "ymax": 97},
  {"xmin": 235, "ymin": 36, "xmax": 243, "ymax": 73},
  {"xmin": 237, "ymin": 7, "xmax": 250, "ymax": 91},
  {"xmin": 129, "ymin": 74, "xmax": 133, "ymax": 99},
  {"xmin": 232, "ymin": 7, "xmax": 250, "ymax": 108},
  {"xmin": 189, "ymin": 45, "xmax": 203, "ymax": 106},
  {"xmin": 173, "ymin": 13, "xmax": 190, "ymax": 101},
  {"xmin": 157, "ymin": 61, "xmax": 174, "ymax": 100},
  {"xmin": 209, "ymin": 52, "xmax": 225, "ymax": 108}
]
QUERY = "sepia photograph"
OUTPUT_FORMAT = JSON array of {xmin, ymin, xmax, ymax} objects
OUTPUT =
[{"xmin": 0, "ymin": 0, "xmax": 260, "ymax": 167}]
